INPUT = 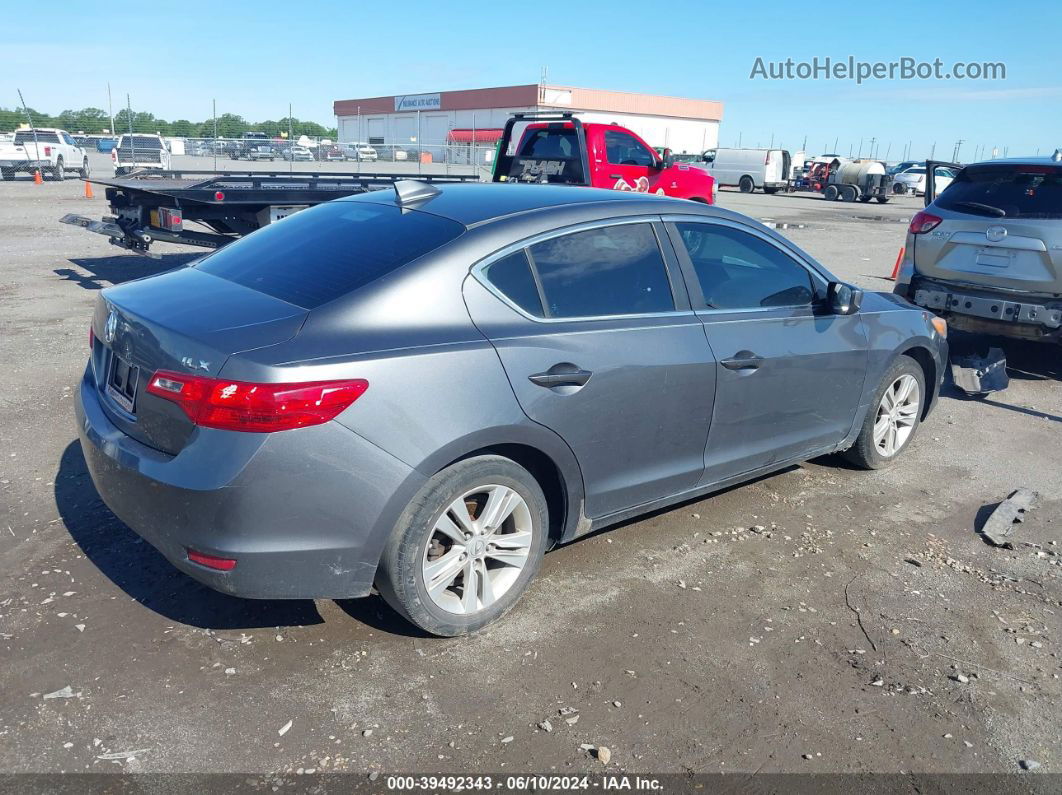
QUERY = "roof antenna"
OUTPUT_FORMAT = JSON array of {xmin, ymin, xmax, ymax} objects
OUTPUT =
[{"xmin": 394, "ymin": 179, "xmax": 441, "ymax": 206}]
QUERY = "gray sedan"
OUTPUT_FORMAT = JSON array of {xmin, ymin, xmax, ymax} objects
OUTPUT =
[{"xmin": 76, "ymin": 182, "xmax": 948, "ymax": 636}]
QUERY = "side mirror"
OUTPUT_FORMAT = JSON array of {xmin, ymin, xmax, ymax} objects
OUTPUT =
[
  {"xmin": 828, "ymin": 281, "xmax": 863, "ymax": 315},
  {"xmin": 659, "ymin": 147, "xmax": 673, "ymax": 169}
]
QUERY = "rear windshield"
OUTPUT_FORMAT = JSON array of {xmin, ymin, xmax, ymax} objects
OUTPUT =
[
  {"xmin": 937, "ymin": 164, "xmax": 1062, "ymax": 219},
  {"xmin": 195, "ymin": 201, "xmax": 464, "ymax": 308},
  {"xmin": 118, "ymin": 136, "xmax": 164, "ymax": 149},
  {"xmin": 518, "ymin": 129, "xmax": 578, "ymax": 159},
  {"xmin": 14, "ymin": 131, "xmax": 59, "ymax": 144}
]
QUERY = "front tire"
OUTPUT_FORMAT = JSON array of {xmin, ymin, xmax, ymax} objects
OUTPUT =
[
  {"xmin": 376, "ymin": 455, "xmax": 549, "ymax": 636},
  {"xmin": 823, "ymin": 185, "xmax": 839, "ymax": 201},
  {"xmin": 79, "ymin": 158, "xmax": 90, "ymax": 179},
  {"xmin": 843, "ymin": 357, "xmax": 925, "ymax": 469}
]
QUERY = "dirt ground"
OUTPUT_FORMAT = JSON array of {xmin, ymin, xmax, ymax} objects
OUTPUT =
[{"xmin": 0, "ymin": 170, "xmax": 1060, "ymax": 779}]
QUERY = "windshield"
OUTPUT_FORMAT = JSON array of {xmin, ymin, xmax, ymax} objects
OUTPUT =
[
  {"xmin": 196, "ymin": 200, "xmax": 465, "ymax": 308},
  {"xmin": 936, "ymin": 164, "xmax": 1062, "ymax": 219}
]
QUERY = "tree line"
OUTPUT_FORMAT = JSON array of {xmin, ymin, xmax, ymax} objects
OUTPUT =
[{"xmin": 0, "ymin": 107, "xmax": 338, "ymax": 139}]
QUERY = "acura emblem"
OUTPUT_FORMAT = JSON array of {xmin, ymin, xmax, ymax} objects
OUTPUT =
[
  {"xmin": 986, "ymin": 225, "xmax": 1007, "ymax": 243},
  {"xmin": 104, "ymin": 310, "xmax": 118, "ymax": 344}
]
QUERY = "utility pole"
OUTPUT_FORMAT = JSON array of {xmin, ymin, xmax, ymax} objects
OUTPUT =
[
  {"xmin": 858, "ymin": 137, "xmax": 863, "ymax": 158},
  {"xmin": 868, "ymin": 137, "xmax": 877, "ymax": 159},
  {"xmin": 107, "ymin": 82, "xmax": 115, "ymax": 135},
  {"xmin": 769, "ymin": 132, "xmax": 774, "ymax": 149},
  {"xmin": 737, "ymin": 131, "xmax": 742, "ymax": 147},
  {"xmin": 930, "ymin": 141, "xmax": 936, "ymax": 159},
  {"xmin": 832, "ymin": 136, "xmax": 838, "ymax": 154},
  {"xmin": 884, "ymin": 142, "xmax": 891, "ymax": 160},
  {"xmin": 952, "ymin": 139, "xmax": 964, "ymax": 162}
]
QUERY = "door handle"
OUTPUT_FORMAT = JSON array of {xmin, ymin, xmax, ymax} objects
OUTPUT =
[
  {"xmin": 529, "ymin": 367, "xmax": 593, "ymax": 388},
  {"xmin": 720, "ymin": 351, "xmax": 764, "ymax": 370}
]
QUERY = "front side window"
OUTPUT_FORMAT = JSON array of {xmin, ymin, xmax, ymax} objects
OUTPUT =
[
  {"xmin": 675, "ymin": 222, "xmax": 815, "ymax": 310},
  {"xmin": 605, "ymin": 130, "xmax": 655, "ymax": 167},
  {"xmin": 528, "ymin": 223, "xmax": 674, "ymax": 318}
]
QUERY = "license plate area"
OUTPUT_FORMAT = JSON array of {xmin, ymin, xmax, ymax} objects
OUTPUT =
[{"xmin": 106, "ymin": 353, "xmax": 139, "ymax": 413}]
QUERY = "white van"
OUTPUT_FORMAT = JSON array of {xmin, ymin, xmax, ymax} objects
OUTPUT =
[{"xmin": 700, "ymin": 148, "xmax": 791, "ymax": 193}]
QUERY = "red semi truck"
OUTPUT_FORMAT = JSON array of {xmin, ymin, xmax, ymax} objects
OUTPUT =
[{"xmin": 492, "ymin": 112, "xmax": 715, "ymax": 203}]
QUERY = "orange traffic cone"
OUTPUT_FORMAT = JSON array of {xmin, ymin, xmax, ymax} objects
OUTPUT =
[
  {"xmin": 889, "ymin": 246, "xmax": 905, "ymax": 280},
  {"xmin": 33, "ymin": 169, "xmax": 42, "ymax": 185},
  {"xmin": 84, "ymin": 180, "xmax": 94, "ymax": 199}
]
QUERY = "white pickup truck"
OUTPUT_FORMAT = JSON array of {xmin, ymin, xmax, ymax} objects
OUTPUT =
[
  {"xmin": 112, "ymin": 133, "xmax": 172, "ymax": 175},
  {"xmin": 0, "ymin": 128, "xmax": 89, "ymax": 181}
]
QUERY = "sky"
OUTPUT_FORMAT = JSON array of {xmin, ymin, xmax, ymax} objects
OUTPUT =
[{"xmin": 2, "ymin": 0, "xmax": 1059, "ymax": 161}]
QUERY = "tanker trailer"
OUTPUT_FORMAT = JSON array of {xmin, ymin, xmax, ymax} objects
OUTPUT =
[{"xmin": 822, "ymin": 160, "xmax": 893, "ymax": 203}]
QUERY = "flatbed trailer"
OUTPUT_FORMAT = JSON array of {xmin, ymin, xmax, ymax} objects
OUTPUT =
[{"xmin": 60, "ymin": 169, "xmax": 480, "ymax": 256}]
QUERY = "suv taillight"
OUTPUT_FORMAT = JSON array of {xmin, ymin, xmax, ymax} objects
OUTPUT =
[
  {"xmin": 146, "ymin": 372, "xmax": 368, "ymax": 432},
  {"xmin": 909, "ymin": 211, "xmax": 943, "ymax": 235}
]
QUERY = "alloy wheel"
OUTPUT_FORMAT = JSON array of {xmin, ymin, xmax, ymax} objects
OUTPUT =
[
  {"xmin": 873, "ymin": 374, "xmax": 920, "ymax": 457},
  {"xmin": 421, "ymin": 485, "xmax": 534, "ymax": 615}
]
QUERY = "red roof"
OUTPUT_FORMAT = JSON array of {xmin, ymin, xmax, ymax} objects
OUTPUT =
[{"xmin": 447, "ymin": 128, "xmax": 504, "ymax": 144}]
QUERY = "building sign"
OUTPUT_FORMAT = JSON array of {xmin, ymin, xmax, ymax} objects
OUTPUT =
[{"xmin": 395, "ymin": 93, "xmax": 442, "ymax": 112}]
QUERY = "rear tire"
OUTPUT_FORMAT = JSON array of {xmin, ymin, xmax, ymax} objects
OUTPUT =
[
  {"xmin": 823, "ymin": 185, "xmax": 839, "ymax": 201},
  {"xmin": 376, "ymin": 455, "xmax": 549, "ymax": 636},
  {"xmin": 842, "ymin": 357, "xmax": 925, "ymax": 470},
  {"xmin": 79, "ymin": 158, "xmax": 90, "ymax": 179},
  {"xmin": 739, "ymin": 175, "xmax": 755, "ymax": 193},
  {"xmin": 876, "ymin": 196, "xmax": 890, "ymax": 204},
  {"xmin": 0, "ymin": 167, "xmax": 14, "ymax": 181},
  {"xmin": 51, "ymin": 157, "xmax": 64, "ymax": 181},
  {"xmin": 841, "ymin": 185, "xmax": 858, "ymax": 202}
]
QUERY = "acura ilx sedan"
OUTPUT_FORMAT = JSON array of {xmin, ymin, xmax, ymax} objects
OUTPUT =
[{"xmin": 77, "ymin": 181, "xmax": 947, "ymax": 636}]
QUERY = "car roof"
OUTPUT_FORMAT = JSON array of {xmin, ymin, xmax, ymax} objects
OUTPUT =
[
  {"xmin": 963, "ymin": 155, "xmax": 1062, "ymax": 167},
  {"xmin": 344, "ymin": 182, "xmax": 712, "ymax": 227}
]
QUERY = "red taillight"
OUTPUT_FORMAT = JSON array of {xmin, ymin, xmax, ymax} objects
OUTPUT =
[
  {"xmin": 111, "ymin": 149, "xmax": 117, "ymax": 162},
  {"xmin": 187, "ymin": 548, "xmax": 237, "ymax": 571},
  {"xmin": 214, "ymin": 191, "xmax": 225, "ymax": 201},
  {"xmin": 146, "ymin": 371, "xmax": 368, "ymax": 433},
  {"xmin": 909, "ymin": 211, "xmax": 943, "ymax": 235},
  {"xmin": 44, "ymin": 146, "xmax": 52, "ymax": 157}
]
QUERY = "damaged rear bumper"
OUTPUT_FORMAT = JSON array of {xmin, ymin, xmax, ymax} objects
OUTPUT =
[{"xmin": 908, "ymin": 279, "xmax": 1062, "ymax": 343}]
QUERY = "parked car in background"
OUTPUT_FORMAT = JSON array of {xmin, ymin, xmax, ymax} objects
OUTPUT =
[
  {"xmin": 344, "ymin": 142, "xmax": 378, "ymax": 162},
  {"xmin": 888, "ymin": 160, "xmax": 921, "ymax": 175},
  {"xmin": 699, "ymin": 148, "xmax": 792, "ymax": 194},
  {"xmin": 112, "ymin": 134, "xmax": 171, "ymax": 175},
  {"xmin": 283, "ymin": 145, "xmax": 314, "ymax": 161},
  {"xmin": 895, "ymin": 154, "xmax": 1062, "ymax": 344},
  {"xmin": 96, "ymin": 137, "xmax": 118, "ymax": 153},
  {"xmin": 0, "ymin": 128, "xmax": 89, "ymax": 181},
  {"xmin": 892, "ymin": 166, "xmax": 954, "ymax": 196},
  {"xmin": 77, "ymin": 181, "xmax": 946, "ymax": 636},
  {"xmin": 231, "ymin": 132, "xmax": 276, "ymax": 161}
]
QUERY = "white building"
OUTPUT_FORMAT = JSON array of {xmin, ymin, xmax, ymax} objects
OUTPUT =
[{"xmin": 333, "ymin": 84, "xmax": 723, "ymax": 157}]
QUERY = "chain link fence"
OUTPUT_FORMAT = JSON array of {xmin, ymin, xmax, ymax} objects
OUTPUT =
[{"xmin": 1, "ymin": 94, "xmax": 496, "ymax": 181}]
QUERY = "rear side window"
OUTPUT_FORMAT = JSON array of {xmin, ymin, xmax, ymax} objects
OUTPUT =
[
  {"xmin": 936, "ymin": 164, "xmax": 1062, "ymax": 219},
  {"xmin": 485, "ymin": 250, "xmax": 544, "ymax": 317},
  {"xmin": 528, "ymin": 224, "xmax": 674, "ymax": 318},
  {"xmin": 674, "ymin": 222, "xmax": 815, "ymax": 310},
  {"xmin": 119, "ymin": 136, "xmax": 164, "ymax": 150},
  {"xmin": 196, "ymin": 201, "xmax": 464, "ymax": 308}
]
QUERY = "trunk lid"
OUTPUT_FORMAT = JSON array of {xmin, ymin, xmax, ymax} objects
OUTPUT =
[
  {"xmin": 914, "ymin": 215, "xmax": 1062, "ymax": 294},
  {"xmin": 90, "ymin": 267, "xmax": 307, "ymax": 454}
]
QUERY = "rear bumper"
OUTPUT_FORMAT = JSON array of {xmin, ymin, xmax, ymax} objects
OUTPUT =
[
  {"xmin": 909, "ymin": 278, "xmax": 1062, "ymax": 342},
  {"xmin": 74, "ymin": 366, "xmax": 426, "ymax": 599}
]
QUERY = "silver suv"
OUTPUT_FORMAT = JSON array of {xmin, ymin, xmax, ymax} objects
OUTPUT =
[{"xmin": 895, "ymin": 154, "xmax": 1062, "ymax": 343}]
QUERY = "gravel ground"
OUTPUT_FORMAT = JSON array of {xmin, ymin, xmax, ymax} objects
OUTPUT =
[{"xmin": 0, "ymin": 173, "xmax": 1059, "ymax": 778}]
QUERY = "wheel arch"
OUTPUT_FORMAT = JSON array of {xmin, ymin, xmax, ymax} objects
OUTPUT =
[
  {"xmin": 414, "ymin": 425, "xmax": 586, "ymax": 546},
  {"xmin": 896, "ymin": 344, "xmax": 937, "ymax": 420}
]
